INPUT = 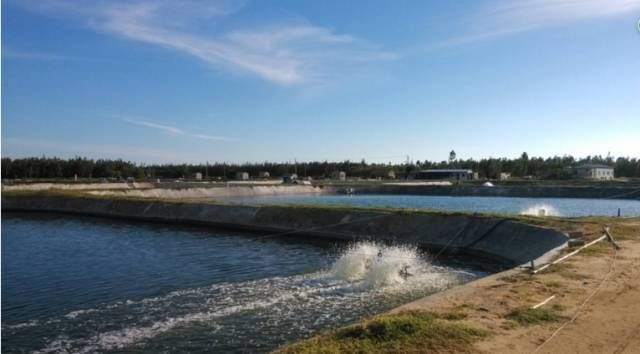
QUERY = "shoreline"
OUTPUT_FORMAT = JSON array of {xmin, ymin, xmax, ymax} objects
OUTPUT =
[
  {"xmin": 278, "ymin": 216, "xmax": 640, "ymax": 353},
  {"xmin": 3, "ymin": 181, "xmax": 640, "ymax": 200},
  {"xmin": 3, "ymin": 190, "xmax": 639, "ymax": 353}
]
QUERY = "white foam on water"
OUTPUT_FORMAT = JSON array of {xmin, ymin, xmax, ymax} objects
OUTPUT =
[
  {"xmin": 32, "ymin": 241, "xmax": 476, "ymax": 354},
  {"xmin": 3, "ymin": 319, "xmax": 42, "ymax": 330},
  {"xmin": 35, "ymin": 293, "xmax": 299, "ymax": 354},
  {"xmin": 362, "ymin": 244, "xmax": 424, "ymax": 288},
  {"xmin": 64, "ymin": 308, "xmax": 99, "ymax": 319},
  {"xmin": 330, "ymin": 241, "xmax": 444, "ymax": 289},
  {"xmin": 330, "ymin": 242, "xmax": 380, "ymax": 281},
  {"xmin": 520, "ymin": 204, "xmax": 562, "ymax": 217}
]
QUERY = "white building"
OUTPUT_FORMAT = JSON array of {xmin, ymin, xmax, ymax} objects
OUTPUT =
[
  {"xmin": 235, "ymin": 172, "xmax": 249, "ymax": 180},
  {"xmin": 331, "ymin": 171, "xmax": 346, "ymax": 181},
  {"xmin": 574, "ymin": 164, "xmax": 614, "ymax": 180}
]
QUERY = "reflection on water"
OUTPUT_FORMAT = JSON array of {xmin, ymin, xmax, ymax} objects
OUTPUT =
[
  {"xmin": 2, "ymin": 214, "xmax": 485, "ymax": 353},
  {"xmin": 225, "ymin": 194, "xmax": 640, "ymax": 217}
]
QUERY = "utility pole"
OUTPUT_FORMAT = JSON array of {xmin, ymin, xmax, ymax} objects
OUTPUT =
[{"xmin": 205, "ymin": 161, "xmax": 209, "ymax": 180}]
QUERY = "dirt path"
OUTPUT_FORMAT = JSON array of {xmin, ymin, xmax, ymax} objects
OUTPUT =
[
  {"xmin": 534, "ymin": 243, "xmax": 640, "ymax": 354},
  {"xmin": 393, "ymin": 218, "xmax": 640, "ymax": 353}
]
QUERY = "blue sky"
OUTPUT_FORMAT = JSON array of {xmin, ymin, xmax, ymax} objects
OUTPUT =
[{"xmin": 2, "ymin": 0, "xmax": 639, "ymax": 164}]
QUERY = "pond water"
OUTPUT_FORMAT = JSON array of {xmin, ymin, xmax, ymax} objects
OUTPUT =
[
  {"xmin": 224, "ymin": 194, "xmax": 640, "ymax": 217},
  {"xmin": 1, "ymin": 213, "xmax": 485, "ymax": 353}
]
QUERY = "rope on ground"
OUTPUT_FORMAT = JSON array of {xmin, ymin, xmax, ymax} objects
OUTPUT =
[{"xmin": 532, "ymin": 245, "xmax": 618, "ymax": 353}]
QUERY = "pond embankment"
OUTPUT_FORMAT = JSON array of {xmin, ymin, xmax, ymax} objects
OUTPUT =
[
  {"xmin": 4, "ymin": 181, "xmax": 639, "ymax": 200},
  {"xmin": 1, "ymin": 182, "xmax": 154, "ymax": 191},
  {"xmin": 2, "ymin": 193, "xmax": 567, "ymax": 266},
  {"xmin": 333, "ymin": 184, "xmax": 640, "ymax": 200},
  {"xmin": 87, "ymin": 184, "xmax": 329, "ymax": 199}
]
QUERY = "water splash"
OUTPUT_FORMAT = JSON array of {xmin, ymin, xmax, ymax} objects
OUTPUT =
[
  {"xmin": 520, "ymin": 204, "xmax": 561, "ymax": 217},
  {"xmin": 363, "ymin": 244, "xmax": 424, "ymax": 288},
  {"xmin": 330, "ymin": 242, "xmax": 381, "ymax": 281},
  {"xmin": 16, "ymin": 242, "xmax": 480, "ymax": 354},
  {"xmin": 330, "ymin": 242, "xmax": 429, "ymax": 288}
]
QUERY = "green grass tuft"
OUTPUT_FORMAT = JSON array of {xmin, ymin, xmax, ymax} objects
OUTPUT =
[
  {"xmin": 275, "ymin": 311, "xmax": 487, "ymax": 354},
  {"xmin": 505, "ymin": 307, "xmax": 564, "ymax": 326}
]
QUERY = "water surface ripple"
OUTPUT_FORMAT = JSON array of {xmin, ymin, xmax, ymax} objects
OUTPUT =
[
  {"xmin": 225, "ymin": 194, "xmax": 640, "ymax": 217},
  {"xmin": 2, "ymin": 214, "xmax": 484, "ymax": 353}
]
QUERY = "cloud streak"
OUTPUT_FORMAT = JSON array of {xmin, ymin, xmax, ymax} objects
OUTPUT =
[
  {"xmin": 431, "ymin": 0, "xmax": 640, "ymax": 48},
  {"xmin": 17, "ymin": 0, "xmax": 393, "ymax": 84},
  {"xmin": 119, "ymin": 116, "xmax": 234, "ymax": 142},
  {"xmin": 486, "ymin": 0, "xmax": 640, "ymax": 29},
  {"xmin": 121, "ymin": 117, "xmax": 184, "ymax": 135}
]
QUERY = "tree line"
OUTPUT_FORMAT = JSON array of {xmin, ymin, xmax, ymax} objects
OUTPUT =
[{"xmin": 2, "ymin": 154, "xmax": 639, "ymax": 180}]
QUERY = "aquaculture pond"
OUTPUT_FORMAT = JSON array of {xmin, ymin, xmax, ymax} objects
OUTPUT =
[
  {"xmin": 2, "ymin": 213, "xmax": 486, "ymax": 353},
  {"xmin": 224, "ymin": 194, "xmax": 640, "ymax": 217}
]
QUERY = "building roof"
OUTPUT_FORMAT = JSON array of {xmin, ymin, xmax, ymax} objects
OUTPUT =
[
  {"xmin": 575, "ymin": 164, "xmax": 613, "ymax": 169},
  {"xmin": 418, "ymin": 169, "xmax": 473, "ymax": 173}
]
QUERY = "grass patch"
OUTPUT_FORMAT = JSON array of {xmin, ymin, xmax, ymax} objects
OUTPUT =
[
  {"xmin": 546, "ymin": 262, "xmax": 590, "ymax": 280},
  {"xmin": 579, "ymin": 243, "xmax": 611, "ymax": 256},
  {"xmin": 498, "ymin": 274, "xmax": 527, "ymax": 283},
  {"xmin": 439, "ymin": 311, "xmax": 468, "ymax": 321},
  {"xmin": 544, "ymin": 280, "xmax": 563, "ymax": 288},
  {"xmin": 505, "ymin": 307, "xmax": 564, "ymax": 326},
  {"xmin": 608, "ymin": 224, "xmax": 639, "ymax": 241},
  {"xmin": 276, "ymin": 311, "xmax": 487, "ymax": 354}
]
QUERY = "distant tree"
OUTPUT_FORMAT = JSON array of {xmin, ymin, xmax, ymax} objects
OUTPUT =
[
  {"xmin": 521, "ymin": 152, "xmax": 529, "ymax": 176},
  {"xmin": 449, "ymin": 150, "xmax": 456, "ymax": 163},
  {"xmin": 2, "ymin": 154, "xmax": 639, "ymax": 180}
]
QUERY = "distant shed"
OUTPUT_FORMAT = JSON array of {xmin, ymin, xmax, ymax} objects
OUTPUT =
[
  {"xmin": 331, "ymin": 171, "xmax": 346, "ymax": 181},
  {"xmin": 282, "ymin": 173, "xmax": 298, "ymax": 184},
  {"xmin": 414, "ymin": 169, "xmax": 474, "ymax": 180},
  {"xmin": 235, "ymin": 172, "xmax": 249, "ymax": 181}
]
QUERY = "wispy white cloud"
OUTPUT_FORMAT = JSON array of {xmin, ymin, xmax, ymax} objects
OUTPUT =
[
  {"xmin": 486, "ymin": 0, "xmax": 640, "ymax": 29},
  {"xmin": 118, "ymin": 115, "xmax": 234, "ymax": 142},
  {"xmin": 16, "ymin": 0, "xmax": 393, "ymax": 84},
  {"xmin": 121, "ymin": 117, "xmax": 184, "ymax": 135},
  {"xmin": 433, "ymin": 0, "xmax": 640, "ymax": 48},
  {"xmin": 192, "ymin": 134, "xmax": 234, "ymax": 142}
]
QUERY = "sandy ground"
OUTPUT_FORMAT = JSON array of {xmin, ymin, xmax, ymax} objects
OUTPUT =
[
  {"xmin": 86, "ymin": 184, "xmax": 324, "ymax": 199},
  {"xmin": 393, "ymin": 218, "xmax": 640, "ymax": 353},
  {"xmin": 1, "ymin": 182, "xmax": 153, "ymax": 191}
]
